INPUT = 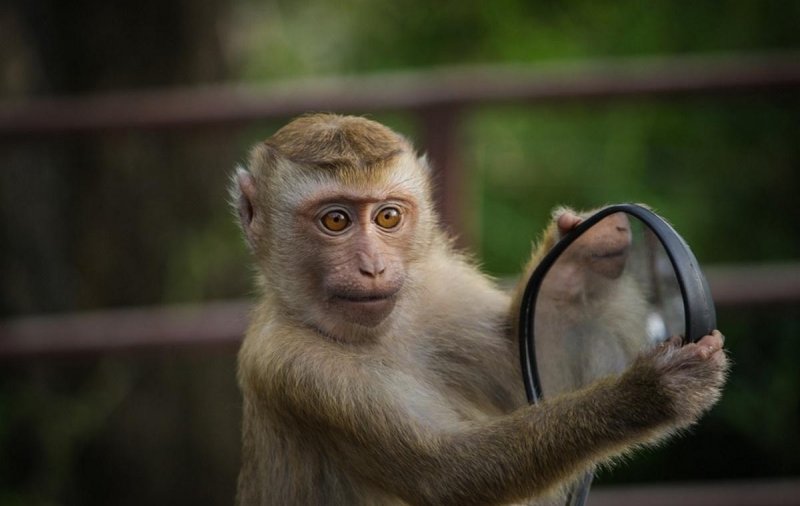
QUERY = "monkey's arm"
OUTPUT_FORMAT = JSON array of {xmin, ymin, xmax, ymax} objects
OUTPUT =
[{"xmin": 242, "ymin": 330, "xmax": 726, "ymax": 506}]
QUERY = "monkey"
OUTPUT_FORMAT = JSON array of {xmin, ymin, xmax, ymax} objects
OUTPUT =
[{"xmin": 231, "ymin": 113, "xmax": 728, "ymax": 506}]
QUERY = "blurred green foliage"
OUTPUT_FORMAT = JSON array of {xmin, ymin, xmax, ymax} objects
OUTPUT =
[
  {"xmin": 469, "ymin": 100, "xmax": 800, "ymax": 274},
  {"xmin": 234, "ymin": 0, "xmax": 800, "ymax": 76}
]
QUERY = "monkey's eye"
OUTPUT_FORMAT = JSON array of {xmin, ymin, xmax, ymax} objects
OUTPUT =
[
  {"xmin": 321, "ymin": 210, "xmax": 351, "ymax": 232},
  {"xmin": 375, "ymin": 206, "xmax": 402, "ymax": 229}
]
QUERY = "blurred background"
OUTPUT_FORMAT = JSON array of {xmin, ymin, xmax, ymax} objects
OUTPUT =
[{"xmin": 1, "ymin": 0, "xmax": 799, "ymax": 505}]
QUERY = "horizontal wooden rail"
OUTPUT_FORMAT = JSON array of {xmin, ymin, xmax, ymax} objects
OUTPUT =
[
  {"xmin": 2, "ymin": 51, "xmax": 798, "ymax": 250},
  {"xmin": 704, "ymin": 263, "xmax": 800, "ymax": 307},
  {"xmin": 591, "ymin": 478, "xmax": 800, "ymax": 506},
  {"xmin": 1, "ymin": 51, "xmax": 799, "ymax": 137},
  {"xmin": 0, "ymin": 263, "xmax": 797, "ymax": 359},
  {"xmin": 0, "ymin": 300, "xmax": 248, "ymax": 358}
]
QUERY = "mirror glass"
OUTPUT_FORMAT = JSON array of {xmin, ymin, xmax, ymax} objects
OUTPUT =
[{"xmin": 532, "ymin": 212, "xmax": 684, "ymax": 396}]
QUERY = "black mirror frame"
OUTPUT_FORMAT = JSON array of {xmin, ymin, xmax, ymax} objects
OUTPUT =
[{"xmin": 517, "ymin": 203, "xmax": 717, "ymax": 506}]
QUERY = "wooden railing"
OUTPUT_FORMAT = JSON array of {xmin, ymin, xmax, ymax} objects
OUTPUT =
[
  {"xmin": 2, "ymin": 51, "xmax": 799, "ymax": 239},
  {"xmin": 1, "ymin": 51, "xmax": 799, "ymax": 355},
  {"xmin": 1, "ymin": 264, "xmax": 798, "ymax": 358}
]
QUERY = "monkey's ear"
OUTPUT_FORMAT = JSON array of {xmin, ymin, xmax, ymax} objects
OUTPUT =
[{"xmin": 231, "ymin": 166, "xmax": 258, "ymax": 247}]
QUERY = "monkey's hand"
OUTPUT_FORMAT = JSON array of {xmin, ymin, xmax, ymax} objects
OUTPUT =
[{"xmin": 623, "ymin": 330, "xmax": 729, "ymax": 430}]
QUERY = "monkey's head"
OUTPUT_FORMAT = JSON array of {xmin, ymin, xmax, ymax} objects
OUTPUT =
[{"xmin": 232, "ymin": 114, "xmax": 439, "ymax": 340}]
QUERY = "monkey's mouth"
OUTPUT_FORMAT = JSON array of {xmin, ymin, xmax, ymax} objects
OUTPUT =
[
  {"xmin": 331, "ymin": 292, "xmax": 398, "ymax": 304},
  {"xmin": 328, "ymin": 290, "xmax": 400, "ymax": 327}
]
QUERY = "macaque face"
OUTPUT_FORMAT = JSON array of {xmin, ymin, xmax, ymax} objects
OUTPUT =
[
  {"xmin": 237, "ymin": 143, "xmax": 433, "ymax": 338},
  {"xmin": 296, "ymin": 185, "xmax": 418, "ymax": 328}
]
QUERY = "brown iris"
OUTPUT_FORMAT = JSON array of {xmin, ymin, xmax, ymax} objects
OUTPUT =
[
  {"xmin": 376, "ymin": 207, "xmax": 402, "ymax": 229},
  {"xmin": 321, "ymin": 210, "xmax": 350, "ymax": 232}
]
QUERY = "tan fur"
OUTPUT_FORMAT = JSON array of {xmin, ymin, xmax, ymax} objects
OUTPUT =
[{"xmin": 233, "ymin": 115, "xmax": 728, "ymax": 506}]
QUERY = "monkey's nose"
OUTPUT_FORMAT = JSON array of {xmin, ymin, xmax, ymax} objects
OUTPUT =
[
  {"xmin": 358, "ymin": 254, "xmax": 386, "ymax": 278},
  {"xmin": 359, "ymin": 263, "xmax": 386, "ymax": 278}
]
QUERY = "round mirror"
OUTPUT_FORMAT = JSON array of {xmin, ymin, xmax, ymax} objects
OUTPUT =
[{"xmin": 517, "ymin": 204, "xmax": 717, "ymax": 506}]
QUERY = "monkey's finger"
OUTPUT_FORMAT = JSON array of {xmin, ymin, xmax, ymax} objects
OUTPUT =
[
  {"xmin": 691, "ymin": 333, "xmax": 724, "ymax": 360},
  {"xmin": 696, "ymin": 332, "xmax": 724, "ymax": 350},
  {"xmin": 556, "ymin": 212, "xmax": 583, "ymax": 236}
]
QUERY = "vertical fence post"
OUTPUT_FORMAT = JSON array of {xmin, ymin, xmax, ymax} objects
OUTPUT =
[{"xmin": 418, "ymin": 105, "xmax": 473, "ymax": 248}]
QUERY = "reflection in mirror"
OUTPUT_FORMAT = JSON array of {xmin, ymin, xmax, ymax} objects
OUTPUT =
[{"xmin": 533, "ymin": 212, "xmax": 685, "ymax": 397}]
